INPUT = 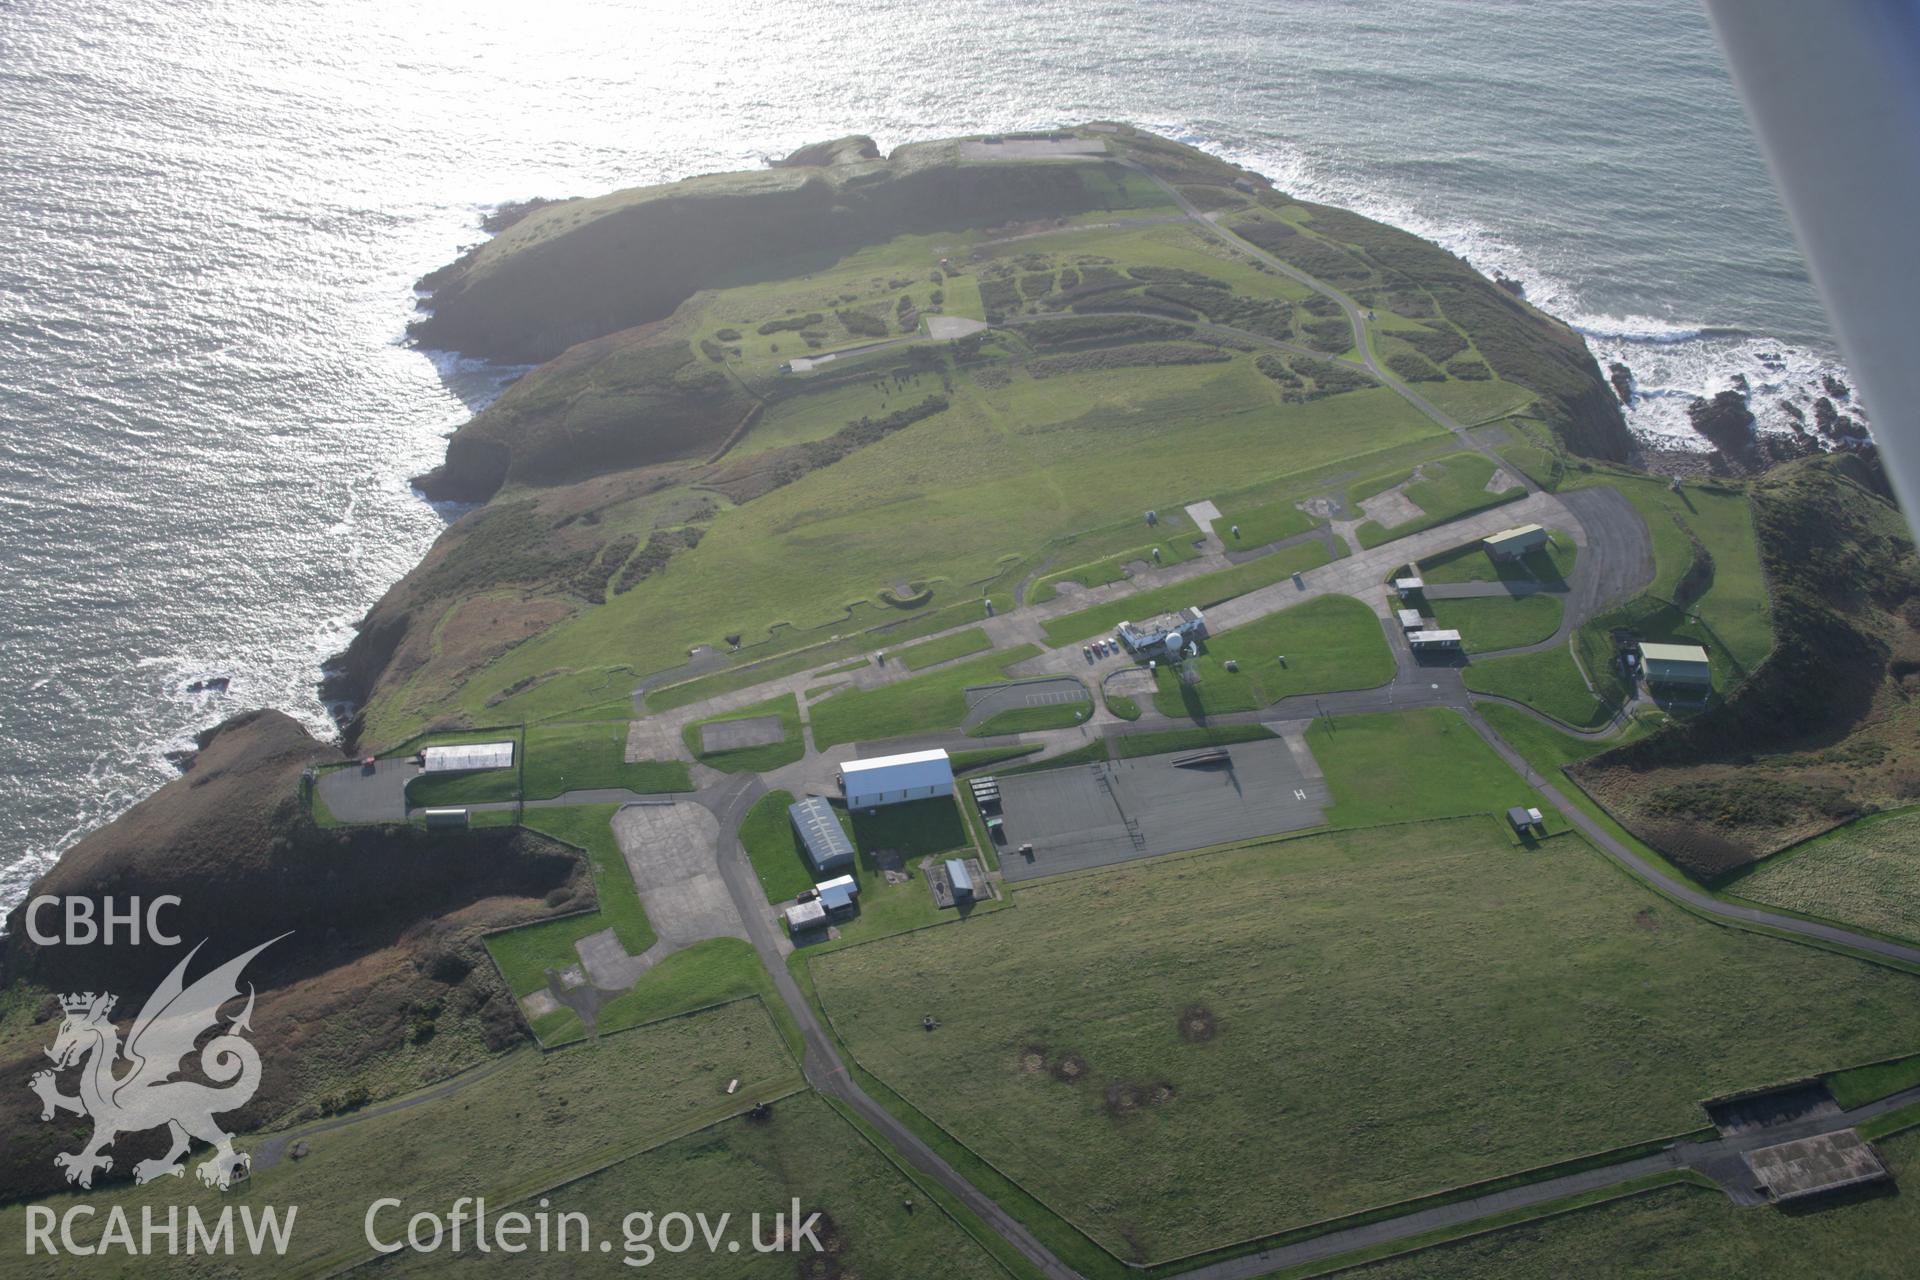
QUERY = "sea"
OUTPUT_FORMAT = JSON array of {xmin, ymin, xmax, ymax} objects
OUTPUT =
[{"xmin": 0, "ymin": 0, "xmax": 1858, "ymax": 914}]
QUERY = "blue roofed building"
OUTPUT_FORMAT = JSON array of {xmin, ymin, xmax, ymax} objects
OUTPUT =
[{"xmin": 789, "ymin": 795, "xmax": 856, "ymax": 874}]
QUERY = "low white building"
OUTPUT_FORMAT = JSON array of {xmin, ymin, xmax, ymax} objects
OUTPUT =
[
  {"xmin": 1407, "ymin": 629, "xmax": 1463, "ymax": 651},
  {"xmin": 841, "ymin": 748, "xmax": 955, "ymax": 809},
  {"xmin": 420, "ymin": 742, "xmax": 514, "ymax": 773},
  {"xmin": 1483, "ymin": 524, "xmax": 1549, "ymax": 561}
]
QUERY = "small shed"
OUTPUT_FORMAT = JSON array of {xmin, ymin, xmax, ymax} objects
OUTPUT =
[
  {"xmin": 1639, "ymin": 642, "xmax": 1712, "ymax": 688},
  {"xmin": 784, "ymin": 899, "xmax": 828, "ymax": 933},
  {"xmin": 422, "ymin": 808, "xmax": 469, "ymax": 829},
  {"xmin": 945, "ymin": 858, "xmax": 975, "ymax": 901},
  {"xmin": 1393, "ymin": 576, "xmax": 1424, "ymax": 596},
  {"xmin": 1396, "ymin": 608, "xmax": 1426, "ymax": 631},
  {"xmin": 789, "ymin": 795, "xmax": 856, "ymax": 873},
  {"xmin": 1507, "ymin": 806, "xmax": 1537, "ymax": 832},
  {"xmin": 1407, "ymin": 629, "xmax": 1463, "ymax": 651},
  {"xmin": 1483, "ymin": 524, "xmax": 1549, "ymax": 561},
  {"xmin": 815, "ymin": 874, "xmax": 859, "ymax": 914},
  {"xmin": 420, "ymin": 742, "xmax": 514, "ymax": 773},
  {"xmin": 842, "ymin": 749, "xmax": 955, "ymax": 809}
]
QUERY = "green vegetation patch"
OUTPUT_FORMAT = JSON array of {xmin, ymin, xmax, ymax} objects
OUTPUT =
[
  {"xmin": 483, "ymin": 805, "xmax": 653, "ymax": 999},
  {"xmin": 1111, "ymin": 723, "xmax": 1277, "ymax": 759},
  {"xmin": 1731, "ymin": 811, "xmax": 1920, "ymax": 944},
  {"xmin": 810, "ymin": 645, "xmax": 1042, "ymax": 749},
  {"xmin": 1428, "ymin": 593, "xmax": 1564, "ymax": 654},
  {"xmin": 895, "ymin": 626, "xmax": 993, "ymax": 670},
  {"xmin": 683, "ymin": 692, "xmax": 805, "ymax": 773},
  {"xmin": 810, "ymin": 817, "xmax": 1920, "ymax": 1262},
  {"xmin": 949, "ymin": 743, "xmax": 1045, "ymax": 773},
  {"xmin": 1153, "ymin": 595, "xmax": 1392, "ymax": 716},
  {"xmin": 1464, "ymin": 646, "xmax": 1613, "ymax": 729},
  {"xmin": 1042, "ymin": 541, "xmax": 1331, "ymax": 647},
  {"xmin": 524, "ymin": 720, "xmax": 692, "ymax": 798},
  {"xmin": 1212, "ymin": 496, "xmax": 1318, "ymax": 548},
  {"xmin": 1314, "ymin": 708, "xmax": 1558, "ymax": 829},
  {"xmin": 969, "ymin": 696, "xmax": 1093, "ymax": 738}
]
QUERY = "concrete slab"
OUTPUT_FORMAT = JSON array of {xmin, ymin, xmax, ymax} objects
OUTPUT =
[
  {"xmin": 1359, "ymin": 487, "xmax": 1424, "ymax": 529},
  {"xmin": 1744, "ymin": 1129, "xmax": 1891, "ymax": 1203},
  {"xmin": 926, "ymin": 316, "xmax": 989, "ymax": 340},
  {"xmin": 625, "ymin": 716, "xmax": 689, "ymax": 763},
  {"xmin": 611, "ymin": 802, "xmax": 748, "ymax": 949},
  {"xmin": 700, "ymin": 714, "xmax": 785, "ymax": 752},
  {"xmin": 995, "ymin": 736, "xmax": 1327, "ymax": 881},
  {"xmin": 1184, "ymin": 500, "xmax": 1222, "ymax": 542}
]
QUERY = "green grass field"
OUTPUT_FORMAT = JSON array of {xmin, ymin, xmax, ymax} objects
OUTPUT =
[
  {"xmin": 385, "ymin": 1089, "xmax": 1008, "ymax": 1278},
  {"xmin": 1351, "ymin": 452, "xmax": 1525, "ymax": 548},
  {"xmin": 1, "ymin": 999, "xmax": 802, "ymax": 1276},
  {"xmin": 1152, "ymin": 595, "xmax": 1392, "ymax": 716},
  {"xmin": 895, "ymin": 626, "xmax": 993, "ymax": 670},
  {"xmin": 1041, "ymin": 540, "xmax": 1331, "ymax": 647},
  {"xmin": 1346, "ymin": 1127, "xmax": 1920, "ymax": 1280},
  {"xmin": 406, "ymin": 768, "xmax": 519, "ymax": 807},
  {"xmin": 1730, "ymin": 811, "xmax": 1920, "ymax": 944},
  {"xmin": 1474, "ymin": 702, "xmax": 1623, "ymax": 772},
  {"xmin": 809, "ymin": 645, "xmax": 1041, "ymax": 749},
  {"xmin": 1027, "ymin": 521, "xmax": 1208, "ymax": 605},
  {"xmin": 683, "ymin": 692, "xmax": 805, "ymax": 773},
  {"xmin": 969, "ymin": 697, "xmax": 1093, "ymax": 737},
  {"xmin": 809, "ymin": 817, "xmax": 1920, "ymax": 1263},
  {"xmin": 1428, "ymin": 594, "xmax": 1564, "ymax": 653},
  {"xmin": 482, "ymin": 805, "xmax": 654, "ymax": 999},
  {"xmin": 1313, "ymin": 708, "xmax": 1560, "ymax": 830},
  {"xmin": 1463, "ymin": 646, "xmax": 1614, "ymax": 729},
  {"xmin": 1212, "ymin": 496, "xmax": 1319, "ymax": 549},
  {"xmin": 1112, "ymin": 723, "xmax": 1277, "ymax": 758},
  {"xmin": 547, "ymin": 937, "xmax": 773, "ymax": 1047},
  {"xmin": 524, "ymin": 720, "xmax": 692, "ymax": 798}
]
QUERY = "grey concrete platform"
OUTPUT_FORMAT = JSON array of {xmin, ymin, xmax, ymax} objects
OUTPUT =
[
  {"xmin": 994, "ymin": 736, "xmax": 1327, "ymax": 882},
  {"xmin": 699, "ymin": 714, "xmax": 785, "ymax": 752}
]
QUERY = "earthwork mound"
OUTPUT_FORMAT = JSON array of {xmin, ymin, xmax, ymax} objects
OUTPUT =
[
  {"xmin": 1050, "ymin": 1051, "xmax": 1089, "ymax": 1083},
  {"xmin": 1178, "ymin": 1004, "xmax": 1217, "ymax": 1043}
]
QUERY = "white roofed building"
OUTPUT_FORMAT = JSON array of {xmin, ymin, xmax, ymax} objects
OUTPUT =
[
  {"xmin": 420, "ymin": 742, "xmax": 515, "ymax": 773},
  {"xmin": 841, "ymin": 749, "xmax": 955, "ymax": 809}
]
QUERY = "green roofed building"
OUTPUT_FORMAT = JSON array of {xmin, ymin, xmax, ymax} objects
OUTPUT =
[{"xmin": 1639, "ymin": 641, "xmax": 1712, "ymax": 688}]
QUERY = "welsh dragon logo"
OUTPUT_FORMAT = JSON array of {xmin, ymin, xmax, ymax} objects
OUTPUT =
[{"xmin": 28, "ymin": 937, "xmax": 282, "ymax": 1191}]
